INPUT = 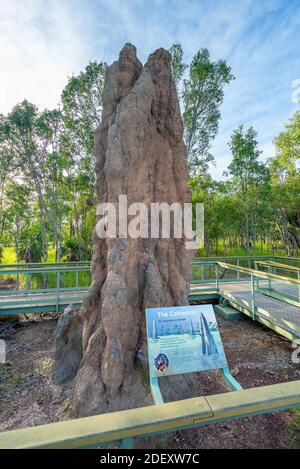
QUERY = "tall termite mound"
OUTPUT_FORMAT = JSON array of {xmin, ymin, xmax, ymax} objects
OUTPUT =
[{"xmin": 53, "ymin": 43, "xmax": 194, "ymax": 417}]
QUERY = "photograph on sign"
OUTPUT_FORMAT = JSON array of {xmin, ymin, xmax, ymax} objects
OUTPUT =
[{"xmin": 146, "ymin": 305, "xmax": 227, "ymax": 377}]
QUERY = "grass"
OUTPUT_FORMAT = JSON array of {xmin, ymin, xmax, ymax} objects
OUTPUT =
[
  {"xmin": 1, "ymin": 245, "xmax": 299, "ymax": 288},
  {"xmin": 288, "ymin": 408, "xmax": 300, "ymax": 448},
  {"xmin": 0, "ymin": 246, "xmax": 92, "ymax": 290},
  {"xmin": 0, "ymin": 365, "xmax": 23, "ymax": 391},
  {"xmin": 2, "ymin": 247, "xmax": 16, "ymax": 264},
  {"xmin": 2, "ymin": 244, "xmax": 299, "ymax": 265},
  {"xmin": 196, "ymin": 242, "xmax": 300, "ymax": 258}
]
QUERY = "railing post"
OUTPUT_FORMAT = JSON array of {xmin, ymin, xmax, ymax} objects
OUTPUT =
[
  {"xmin": 216, "ymin": 263, "xmax": 219, "ymax": 291},
  {"xmin": 298, "ymin": 271, "xmax": 300, "ymax": 304},
  {"xmin": 237, "ymin": 259, "xmax": 240, "ymax": 282},
  {"xmin": 121, "ymin": 437, "xmax": 134, "ymax": 449},
  {"xmin": 268, "ymin": 266, "xmax": 272, "ymax": 291},
  {"xmin": 56, "ymin": 271, "xmax": 61, "ymax": 313},
  {"xmin": 25, "ymin": 272, "xmax": 29, "ymax": 294},
  {"xmin": 251, "ymin": 274, "xmax": 256, "ymax": 320},
  {"xmin": 76, "ymin": 270, "xmax": 79, "ymax": 290}
]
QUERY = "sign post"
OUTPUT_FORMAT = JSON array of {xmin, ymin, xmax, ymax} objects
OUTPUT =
[{"xmin": 146, "ymin": 304, "xmax": 242, "ymax": 404}]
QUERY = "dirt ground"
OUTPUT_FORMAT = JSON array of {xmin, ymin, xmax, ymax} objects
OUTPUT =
[{"xmin": 0, "ymin": 312, "xmax": 300, "ymax": 449}]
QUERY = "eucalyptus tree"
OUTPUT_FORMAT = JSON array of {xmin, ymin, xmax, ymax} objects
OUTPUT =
[
  {"xmin": 227, "ymin": 125, "xmax": 270, "ymax": 255},
  {"xmin": 0, "ymin": 101, "xmax": 50, "ymax": 260},
  {"xmin": 61, "ymin": 61, "xmax": 107, "ymax": 191},
  {"xmin": 5, "ymin": 182, "xmax": 31, "ymax": 263},
  {"xmin": 61, "ymin": 61, "xmax": 107, "ymax": 259},
  {"xmin": 0, "ymin": 114, "xmax": 16, "ymax": 242},
  {"xmin": 169, "ymin": 44, "xmax": 234, "ymax": 174},
  {"xmin": 169, "ymin": 43, "xmax": 187, "ymax": 89},
  {"xmin": 37, "ymin": 108, "xmax": 69, "ymax": 260},
  {"xmin": 270, "ymin": 111, "xmax": 300, "ymax": 253}
]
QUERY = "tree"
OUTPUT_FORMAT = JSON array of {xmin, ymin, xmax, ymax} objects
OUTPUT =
[
  {"xmin": 0, "ymin": 114, "xmax": 16, "ymax": 240},
  {"xmin": 1, "ymin": 101, "xmax": 50, "ymax": 261},
  {"xmin": 61, "ymin": 61, "xmax": 107, "ymax": 258},
  {"xmin": 61, "ymin": 61, "xmax": 107, "ymax": 189},
  {"xmin": 227, "ymin": 125, "xmax": 270, "ymax": 255},
  {"xmin": 169, "ymin": 43, "xmax": 187, "ymax": 89},
  {"xmin": 270, "ymin": 111, "xmax": 300, "ymax": 253},
  {"xmin": 5, "ymin": 182, "xmax": 31, "ymax": 263},
  {"xmin": 183, "ymin": 49, "xmax": 234, "ymax": 173}
]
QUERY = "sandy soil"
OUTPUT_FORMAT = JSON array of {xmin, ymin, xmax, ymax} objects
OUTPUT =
[{"xmin": 0, "ymin": 313, "xmax": 300, "ymax": 448}]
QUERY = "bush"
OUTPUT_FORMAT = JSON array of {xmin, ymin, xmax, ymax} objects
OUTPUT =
[
  {"xmin": 19, "ymin": 225, "xmax": 43, "ymax": 263},
  {"xmin": 61, "ymin": 237, "xmax": 81, "ymax": 261}
]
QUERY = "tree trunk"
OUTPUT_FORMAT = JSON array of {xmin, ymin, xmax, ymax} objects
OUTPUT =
[{"xmin": 53, "ymin": 44, "xmax": 195, "ymax": 417}]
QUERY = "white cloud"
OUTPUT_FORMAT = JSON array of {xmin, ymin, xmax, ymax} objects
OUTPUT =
[
  {"xmin": 0, "ymin": 0, "xmax": 299, "ymax": 180},
  {"xmin": 0, "ymin": 0, "xmax": 90, "ymax": 114}
]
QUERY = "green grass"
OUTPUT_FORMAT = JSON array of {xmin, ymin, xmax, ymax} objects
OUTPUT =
[
  {"xmin": 196, "ymin": 242, "xmax": 299, "ymax": 258},
  {"xmin": 288, "ymin": 407, "xmax": 300, "ymax": 448},
  {"xmin": 1, "ymin": 245, "xmax": 299, "ymax": 287},
  {"xmin": 0, "ymin": 246, "xmax": 91, "ymax": 289},
  {"xmin": 0, "ymin": 365, "xmax": 23, "ymax": 391},
  {"xmin": 2, "ymin": 247, "xmax": 16, "ymax": 264},
  {"xmin": 47, "ymin": 247, "xmax": 56, "ymax": 262}
]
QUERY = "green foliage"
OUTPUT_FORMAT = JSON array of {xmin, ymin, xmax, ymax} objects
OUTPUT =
[
  {"xmin": 0, "ymin": 365, "xmax": 22, "ymax": 391},
  {"xmin": 0, "ymin": 47, "xmax": 299, "ymax": 262},
  {"xmin": 226, "ymin": 126, "xmax": 271, "ymax": 255},
  {"xmin": 61, "ymin": 237, "xmax": 81, "ymax": 261},
  {"xmin": 183, "ymin": 49, "xmax": 234, "ymax": 174},
  {"xmin": 19, "ymin": 224, "xmax": 43, "ymax": 263},
  {"xmin": 169, "ymin": 43, "xmax": 187, "ymax": 88},
  {"xmin": 227, "ymin": 126, "xmax": 269, "ymax": 187},
  {"xmin": 168, "ymin": 44, "xmax": 234, "ymax": 175},
  {"xmin": 269, "ymin": 111, "xmax": 300, "ymax": 253},
  {"xmin": 288, "ymin": 407, "xmax": 300, "ymax": 449},
  {"xmin": 62, "ymin": 61, "xmax": 107, "ymax": 183}
]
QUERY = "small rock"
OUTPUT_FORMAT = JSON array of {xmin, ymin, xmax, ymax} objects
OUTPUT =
[{"xmin": 231, "ymin": 366, "xmax": 240, "ymax": 377}]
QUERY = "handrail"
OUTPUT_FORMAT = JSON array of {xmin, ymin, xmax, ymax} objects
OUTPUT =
[
  {"xmin": 0, "ymin": 261, "xmax": 90, "ymax": 269},
  {"xmin": 255, "ymin": 260, "xmax": 300, "ymax": 272},
  {"xmin": 217, "ymin": 262, "xmax": 300, "ymax": 286},
  {"xmin": 0, "ymin": 255, "xmax": 298, "ymax": 270},
  {"xmin": 193, "ymin": 255, "xmax": 272, "ymax": 263},
  {"xmin": 0, "ymin": 266, "xmax": 90, "ymax": 275},
  {"xmin": 273, "ymin": 256, "xmax": 300, "ymax": 263},
  {"xmin": 0, "ymin": 380, "xmax": 299, "ymax": 449}
]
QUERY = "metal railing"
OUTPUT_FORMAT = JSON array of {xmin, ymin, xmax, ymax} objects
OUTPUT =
[
  {"xmin": 0, "ymin": 256, "xmax": 300, "ymax": 319},
  {"xmin": 0, "ymin": 380, "xmax": 299, "ymax": 449},
  {"xmin": 215, "ymin": 262, "xmax": 300, "ymax": 341}
]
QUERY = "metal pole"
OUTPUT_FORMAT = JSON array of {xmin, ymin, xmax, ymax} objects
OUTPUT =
[
  {"xmin": 121, "ymin": 437, "xmax": 134, "ymax": 449},
  {"xmin": 76, "ymin": 270, "xmax": 79, "ymax": 290},
  {"xmin": 251, "ymin": 274, "xmax": 256, "ymax": 320},
  {"xmin": 56, "ymin": 271, "xmax": 60, "ymax": 313},
  {"xmin": 25, "ymin": 272, "xmax": 29, "ymax": 294}
]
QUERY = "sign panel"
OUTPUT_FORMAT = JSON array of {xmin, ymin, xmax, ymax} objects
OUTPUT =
[{"xmin": 146, "ymin": 304, "xmax": 227, "ymax": 377}]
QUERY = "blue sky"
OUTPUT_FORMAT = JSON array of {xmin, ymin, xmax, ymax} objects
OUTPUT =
[{"xmin": 1, "ymin": 0, "xmax": 300, "ymax": 178}]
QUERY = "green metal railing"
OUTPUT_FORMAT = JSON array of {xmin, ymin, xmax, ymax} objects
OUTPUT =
[
  {"xmin": 1, "ymin": 257, "xmax": 300, "ymax": 448},
  {"xmin": 0, "ymin": 265, "xmax": 91, "ymax": 295},
  {"xmin": 215, "ymin": 262, "xmax": 300, "ymax": 341},
  {"xmin": 0, "ymin": 256, "xmax": 299, "ymax": 319},
  {"xmin": 255, "ymin": 261, "xmax": 300, "ymax": 304},
  {"xmin": 0, "ymin": 255, "xmax": 273, "ymax": 297},
  {"xmin": 0, "ymin": 380, "xmax": 299, "ymax": 448}
]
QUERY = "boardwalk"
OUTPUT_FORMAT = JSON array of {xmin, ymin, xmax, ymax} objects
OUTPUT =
[
  {"xmin": 1, "ymin": 257, "xmax": 300, "ymax": 342},
  {"xmin": 191, "ymin": 280, "xmax": 300, "ymax": 339}
]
